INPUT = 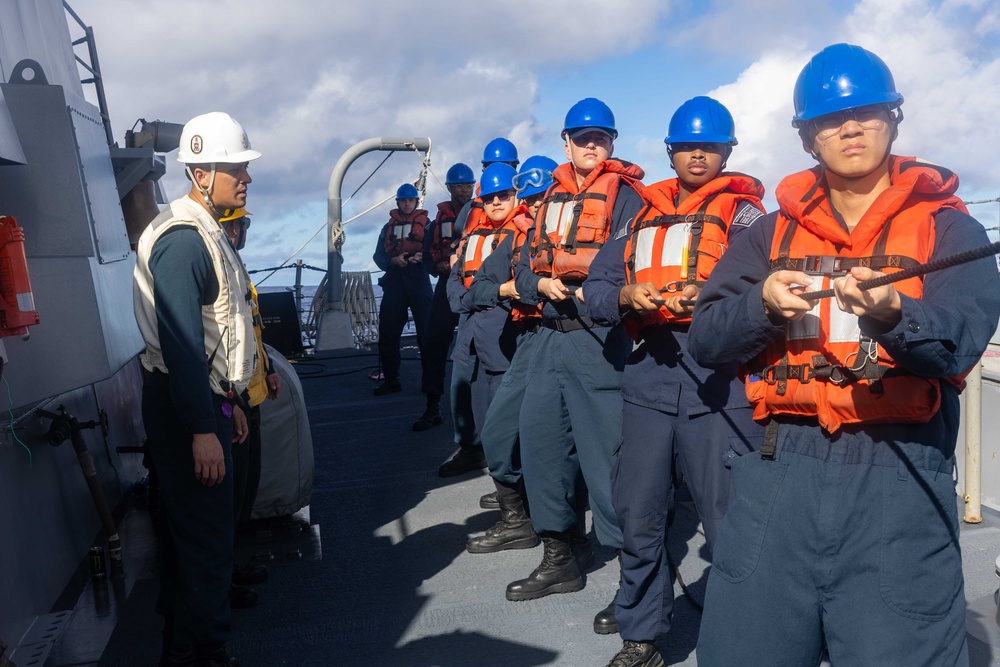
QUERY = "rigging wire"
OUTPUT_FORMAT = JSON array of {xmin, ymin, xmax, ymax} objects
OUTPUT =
[{"xmin": 255, "ymin": 148, "xmax": 433, "ymax": 286}]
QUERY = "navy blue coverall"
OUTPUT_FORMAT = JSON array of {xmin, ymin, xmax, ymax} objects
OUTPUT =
[
  {"xmin": 688, "ymin": 207, "xmax": 1000, "ymax": 667},
  {"xmin": 512, "ymin": 185, "xmax": 643, "ymax": 548},
  {"xmin": 464, "ymin": 232, "xmax": 533, "ymax": 484},
  {"xmin": 584, "ymin": 196, "xmax": 764, "ymax": 643},
  {"xmin": 373, "ymin": 218, "xmax": 432, "ymax": 382},
  {"xmin": 420, "ymin": 202, "xmax": 461, "ymax": 398},
  {"xmin": 143, "ymin": 228, "xmax": 236, "ymax": 646}
]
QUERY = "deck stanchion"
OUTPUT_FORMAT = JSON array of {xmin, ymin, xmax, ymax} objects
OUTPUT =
[{"xmin": 964, "ymin": 358, "xmax": 983, "ymax": 524}]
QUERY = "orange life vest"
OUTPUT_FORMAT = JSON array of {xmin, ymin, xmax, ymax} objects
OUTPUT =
[
  {"xmin": 746, "ymin": 156, "xmax": 967, "ymax": 433},
  {"xmin": 383, "ymin": 208, "xmax": 428, "ymax": 258},
  {"xmin": 529, "ymin": 159, "xmax": 644, "ymax": 282},
  {"xmin": 625, "ymin": 173, "xmax": 764, "ymax": 330},
  {"xmin": 452, "ymin": 200, "xmax": 485, "ymax": 259},
  {"xmin": 457, "ymin": 204, "xmax": 527, "ymax": 289},
  {"xmin": 428, "ymin": 200, "xmax": 462, "ymax": 265},
  {"xmin": 508, "ymin": 213, "xmax": 542, "ymax": 323}
]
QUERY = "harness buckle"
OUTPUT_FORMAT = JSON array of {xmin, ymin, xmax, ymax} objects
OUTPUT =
[{"xmin": 801, "ymin": 255, "xmax": 847, "ymax": 276}]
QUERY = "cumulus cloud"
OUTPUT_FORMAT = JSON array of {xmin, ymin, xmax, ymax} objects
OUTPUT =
[{"xmin": 59, "ymin": 0, "xmax": 1000, "ymax": 279}]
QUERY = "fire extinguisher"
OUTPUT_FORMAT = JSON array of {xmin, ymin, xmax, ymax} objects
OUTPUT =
[{"xmin": 0, "ymin": 216, "xmax": 39, "ymax": 338}]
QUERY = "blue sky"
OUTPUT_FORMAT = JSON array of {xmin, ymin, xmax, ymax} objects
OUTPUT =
[{"xmin": 68, "ymin": 0, "xmax": 1000, "ymax": 285}]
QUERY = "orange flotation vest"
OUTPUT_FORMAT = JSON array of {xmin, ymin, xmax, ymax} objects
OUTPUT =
[
  {"xmin": 508, "ymin": 212, "xmax": 543, "ymax": 323},
  {"xmin": 746, "ymin": 157, "xmax": 967, "ymax": 433},
  {"xmin": 625, "ymin": 173, "xmax": 764, "ymax": 330},
  {"xmin": 457, "ymin": 204, "xmax": 527, "ymax": 289},
  {"xmin": 383, "ymin": 208, "xmax": 428, "ymax": 258},
  {"xmin": 452, "ymin": 200, "xmax": 485, "ymax": 259},
  {"xmin": 529, "ymin": 159, "xmax": 644, "ymax": 282},
  {"xmin": 428, "ymin": 200, "xmax": 462, "ymax": 265}
]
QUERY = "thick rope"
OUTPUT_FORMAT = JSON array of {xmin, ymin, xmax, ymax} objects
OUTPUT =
[
  {"xmin": 798, "ymin": 240, "xmax": 1000, "ymax": 301},
  {"xmin": 674, "ymin": 240, "xmax": 1000, "ymax": 307}
]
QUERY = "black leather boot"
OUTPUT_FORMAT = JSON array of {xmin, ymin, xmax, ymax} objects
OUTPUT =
[
  {"xmin": 194, "ymin": 642, "xmax": 240, "ymax": 667},
  {"xmin": 593, "ymin": 595, "xmax": 619, "ymax": 634},
  {"xmin": 159, "ymin": 617, "xmax": 195, "ymax": 667},
  {"xmin": 594, "ymin": 551, "xmax": 622, "ymax": 633},
  {"xmin": 505, "ymin": 532, "xmax": 583, "ymax": 601},
  {"xmin": 467, "ymin": 493, "xmax": 539, "ymax": 553},
  {"xmin": 412, "ymin": 395, "xmax": 443, "ymax": 430},
  {"xmin": 605, "ymin": 640, "xmax": 664, "ymax": 667},
  {"xmin": 479, "ymin": 490, "xmax": 499, "ymax": 509}
]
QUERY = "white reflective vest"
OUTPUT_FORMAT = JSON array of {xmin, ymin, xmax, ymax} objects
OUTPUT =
[{"xmin": 133, "ymin": 196, "xmax": 257, "ymax": 396}]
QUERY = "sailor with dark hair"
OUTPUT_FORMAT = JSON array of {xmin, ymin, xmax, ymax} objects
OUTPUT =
[
  {"xmin": 584, "ymin": 96, "xmax": 765, "ymax": 667},
  {"xmin": 689, "ymin": 44, "xmax": 1000, "ymax": 666},
  {"xmin": 134, "ymin": 111, "xmax": 259, "ymax": 667}
]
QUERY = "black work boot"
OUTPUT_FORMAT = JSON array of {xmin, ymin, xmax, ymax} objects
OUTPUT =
[
  {"xmin": 479, "ymin": 490, "xmax": 499, "ymax": 509},
  {"xmin": 594, "ymin": 596, "xmax": 619, "ymax": 634},
  {"xmin": 159, "ymin": 617, "xmax": 195, "ymax": 667},
  {"xmin": 437, "ymin": 445, "xmax": 487, "ymax": 477},
  {"xmin": 594, "ymin": 550, "xmax": 622, "ymax": 633},
  {"xmin": 194, "ymin": 642, "xmax": 240, "ymax": 667},
  {"xmin": 505, "ymin": 532, "xmax": 583, "ymax": 601},
  {"xmin": 373, "ymin": 377, "xmax": 402, "ymax": 396},
  {"xmin": 605, "ymin": 640, "xmax": 664, "ymax": 667},
  {"xmin": 412, "ymin": 395, "xmax": 443, "ymax": 431},
  {"xmin": 467, "ymin": 493, "xmax": 539, "ymax": 553}
]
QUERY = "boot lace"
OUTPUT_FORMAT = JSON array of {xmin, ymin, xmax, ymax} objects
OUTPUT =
[{"xmin": 606, "ymin": 641, "xmax": 650, "ymax": 667}]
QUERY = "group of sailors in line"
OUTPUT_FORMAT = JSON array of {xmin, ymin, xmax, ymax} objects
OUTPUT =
[{"xmin": 369, "ymin": 42, "xmax": 1000, "ymax": 667}]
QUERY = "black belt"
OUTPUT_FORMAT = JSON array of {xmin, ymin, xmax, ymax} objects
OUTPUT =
[{"xmin": 540, "ymin": 316, "xmax": 605, "ymax": 333}]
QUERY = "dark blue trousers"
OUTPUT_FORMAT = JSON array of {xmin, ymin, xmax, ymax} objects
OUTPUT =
[
  {"xmin": 697, "ymin": 427, "xmax": 968, "ymax": 667},
  {"xmin": 420, "ymin": 277, "xmax": 457, "ymax": 396},
  {"xmin": 480, "ymin": 331, "xmax": 539, "ymax": 485},
  {"xmin": 377, "ymin": 280, "xmax": 430, "ymax": 380},
  {"xmin": 449, "ymin": 329, "xmax": 479, "ymax": 448},
  {"xmin": 144, "ymin": 370, "xmax": 234, "ymax": 645},
  {"xmin": 613, "ymin": 400, "xmax": 755, "ymax": 642},
  {"xmin": 519, "ymin": 327, "xmax": 622, "ymax": 548}
]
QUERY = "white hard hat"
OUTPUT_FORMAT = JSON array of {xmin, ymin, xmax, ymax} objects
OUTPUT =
[{"xmin": 177, "ymin": 112, "xmax": 262, "ymax": 164}]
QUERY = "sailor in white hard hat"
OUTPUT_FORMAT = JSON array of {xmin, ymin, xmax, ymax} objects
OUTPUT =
[{"xmin": 133, "ymin": 111, "xmax": 260, "ymax": 667}]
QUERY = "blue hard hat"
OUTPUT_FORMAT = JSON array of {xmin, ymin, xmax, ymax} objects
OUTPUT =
[
  {"xmin": 445, "ymin": 163, "xmax": 475, "ymax": 185},
  {"xmin": 479, "ymin": 163, "xmax": 517, "ymax": 199},
  {"xmin": 513, "ymin": 155, "xmax": 558, "ymax": 198},
  {"xmin": 562, "ymin": 98, "xmax": 618, "ymax": 140},
  {"xmin": 395, "ymin": 183, "xmax": 419, "ymax": 200},
  {"xmin": 482, "ymin": 138, "xmax": 519, "ymax": 166},
  {"xmin": 792, "ymin": 43, "xmax": 903, "ymax": 127},
  {"xmin": 665, "ymin": 96, "xmax": 738, "ymax": 146}
]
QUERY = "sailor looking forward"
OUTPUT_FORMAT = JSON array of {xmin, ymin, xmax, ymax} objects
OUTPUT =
[
  {"xmin": 133, "ymin": 111, "xmax": 260, "ymax": 667},
  {"xmin": 689, "ymin": 44, "xmax": 1000, "ymax": 667}
]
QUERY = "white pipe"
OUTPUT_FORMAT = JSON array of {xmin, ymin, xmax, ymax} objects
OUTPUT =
[{"xmin": 964, "ymin": 358, "xmax": 983, "ymax": 524}]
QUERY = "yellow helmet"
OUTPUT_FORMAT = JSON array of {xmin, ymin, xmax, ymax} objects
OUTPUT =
[{"xmin": 219, "ymin": 208, "xmax": 252, "ymax": 223}]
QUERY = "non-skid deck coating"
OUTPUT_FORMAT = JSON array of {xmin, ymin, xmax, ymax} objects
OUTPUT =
[{"xmin": 44, "ymin": 340, "xmax": 1000, "ymax": 666}]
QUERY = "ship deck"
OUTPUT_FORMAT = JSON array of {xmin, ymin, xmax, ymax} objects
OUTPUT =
[{"xmin": 32, "ymin": 337, "xmax": 1000, "ymax": 667}]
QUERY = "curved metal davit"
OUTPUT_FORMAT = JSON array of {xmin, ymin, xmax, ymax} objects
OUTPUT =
[{"xmin": 315, "ymin": 136, "xmax": 431, "ymax": 351}]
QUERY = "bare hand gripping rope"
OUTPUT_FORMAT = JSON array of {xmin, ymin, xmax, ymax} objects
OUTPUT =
[{"xmin": 672, "ymin": 240, "xmax": 1000, "ymax": 308}]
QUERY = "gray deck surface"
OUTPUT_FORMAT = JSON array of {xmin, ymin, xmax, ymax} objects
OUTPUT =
[{"xmin": 39, "ymin": 339, "xmax": 1000, "ymax": 666}]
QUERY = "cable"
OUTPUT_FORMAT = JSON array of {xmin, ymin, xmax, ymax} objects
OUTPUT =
[
  {"xmin": 799, "ymin": 240, "xmax": 1000, "ymax": 301},
  {"xmin": 3, "ymin": 376, "xmax": 30, "ymax": 467},
  {"xmin": 345, "ymin": 152, "xmax": 392, "ymax": 206}
]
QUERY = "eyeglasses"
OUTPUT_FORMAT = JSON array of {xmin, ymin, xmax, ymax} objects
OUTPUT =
[
  {"xmin": 811, "ymin": 105, "xmax": 889, "ymax": 139},
  {"xmin": 482, "ymin": 190, "xmax": 514, "ymax": 203}
]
